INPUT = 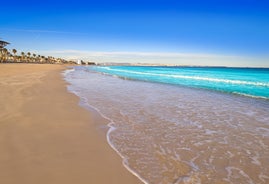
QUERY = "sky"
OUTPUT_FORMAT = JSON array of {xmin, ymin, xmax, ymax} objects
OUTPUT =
[{"xmin": 1, "ymin": 0, "xmax": 269, "ymax": 67}]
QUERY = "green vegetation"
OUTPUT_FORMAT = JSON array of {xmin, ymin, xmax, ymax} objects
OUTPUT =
[{"xmin": 0, "ymin": 39, "xmax": 72, "ymax": 64}]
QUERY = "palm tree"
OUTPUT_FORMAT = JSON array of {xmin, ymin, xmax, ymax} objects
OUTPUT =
[
  {"xmin": 41, "ymin": 55, "xmax": 45, "ymax": 63},
  {"xmin": 33, "ymin": 53, "xmax": 36, "ymax": 63},
  {"xmin": 21, "ymin": 52, "xmax": 25, "ymax": 62},
  {"xmin": 27, "ymin": 52, "xmax": 31, "ymax": 62},
  {"xmin": 12, "ymin": 49, "xmax": 17, "ymax": 62},
  {"xmin": 12, "ymin": 49, "xmax": 17, "ymax": 55},
  {"xmin": 2, "ymin": 48, "xmax": 8, "ymax": 62},
  {"xmin": 0, "ymin": 40, "xmax": 9, "ymax": 49},
  {"xmin": 36, "ymin": 55, "xmax": 40, "ymax": 63},
  {"xmin": 0, "ymin": 39, "xmax": 9, "ymax": 62}
]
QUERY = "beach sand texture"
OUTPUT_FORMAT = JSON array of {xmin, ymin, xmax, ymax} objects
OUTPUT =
[{"xmin": 0, "ymin": 64, "xmax": 141, "ymax": 184}]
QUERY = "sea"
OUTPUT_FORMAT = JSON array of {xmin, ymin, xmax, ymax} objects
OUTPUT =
[{"xmin": 64, "ymin": 66, "xmax": 269, "ymax": 184}]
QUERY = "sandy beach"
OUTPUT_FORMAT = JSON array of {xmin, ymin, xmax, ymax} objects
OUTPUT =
[{"xmin": 0, "ymin": 64, "xmax": 141, "ymax": 184}]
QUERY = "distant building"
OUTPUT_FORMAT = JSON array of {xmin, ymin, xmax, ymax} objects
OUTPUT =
[
  {"xmin": 83, "ymin": 61, "xmax": 96, "ymax": 65},
  {"xmin": 76, "ymin": 60, "xmax": 96, "ymax": 65}
]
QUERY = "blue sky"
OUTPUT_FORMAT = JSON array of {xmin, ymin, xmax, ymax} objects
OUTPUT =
[{"xmin": 1, "ymin": 0, "xmax": 269, "ymax": 66}]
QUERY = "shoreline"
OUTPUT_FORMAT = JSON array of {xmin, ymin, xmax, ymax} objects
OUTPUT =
[
  {"xmin": 0, "ymin": 64, "xmax": 142, "ymax": 184},
  {"xmin": 66, "ymin": 82, "xmax": 149, "ymax": 184}
]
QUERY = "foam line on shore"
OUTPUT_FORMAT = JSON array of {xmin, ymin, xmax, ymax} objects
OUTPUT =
[{"xmin": 63, "ymin": 68, "xmax": 149, "ymax": 184}]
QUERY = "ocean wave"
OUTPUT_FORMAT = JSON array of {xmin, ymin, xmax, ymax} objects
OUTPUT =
[
  {"xmin": 232, "ymin": 92, "xmax": 269, "ymax": 100},
  {"xmin": 94, "ymin": 67, "xmax": 269, "ymax": 87}
]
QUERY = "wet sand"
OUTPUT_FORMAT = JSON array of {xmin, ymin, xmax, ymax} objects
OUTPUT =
[{"xmin": 0, "ymin": 64, "xmax": 142, "ymax": 184}]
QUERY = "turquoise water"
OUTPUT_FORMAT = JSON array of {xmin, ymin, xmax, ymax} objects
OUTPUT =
[{"xmin": 90, "ymin": 66, "xmax": 269, "ymax": 99}]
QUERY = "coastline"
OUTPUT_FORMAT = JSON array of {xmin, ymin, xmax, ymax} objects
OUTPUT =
[{"xmin": 0, "ymin": 64, "xmax": 142, "ymax": 184}]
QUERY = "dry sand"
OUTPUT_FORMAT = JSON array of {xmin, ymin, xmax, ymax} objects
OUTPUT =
[{"xmin": 0, "ymin": 64, "xmax": 142, "ymax": 184}]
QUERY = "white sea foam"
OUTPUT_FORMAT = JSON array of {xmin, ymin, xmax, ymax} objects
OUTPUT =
[{"xmin": 62, "ymin": 68, "xmax": 75, "ymax": 76}]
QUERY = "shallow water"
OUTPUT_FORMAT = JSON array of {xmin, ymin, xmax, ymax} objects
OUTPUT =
[{"xmin": 64, "ymin": 66, "xmax": 269, "ymax": 184}]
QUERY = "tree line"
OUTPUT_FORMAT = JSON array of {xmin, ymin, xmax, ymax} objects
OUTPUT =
[
  {"xmin": 0, "ymin": 48, "xmax": 70, "ymax": 64},
  {"xmin": 0, "ymin": 39, "xmax": 72, "ymax": 64}
]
